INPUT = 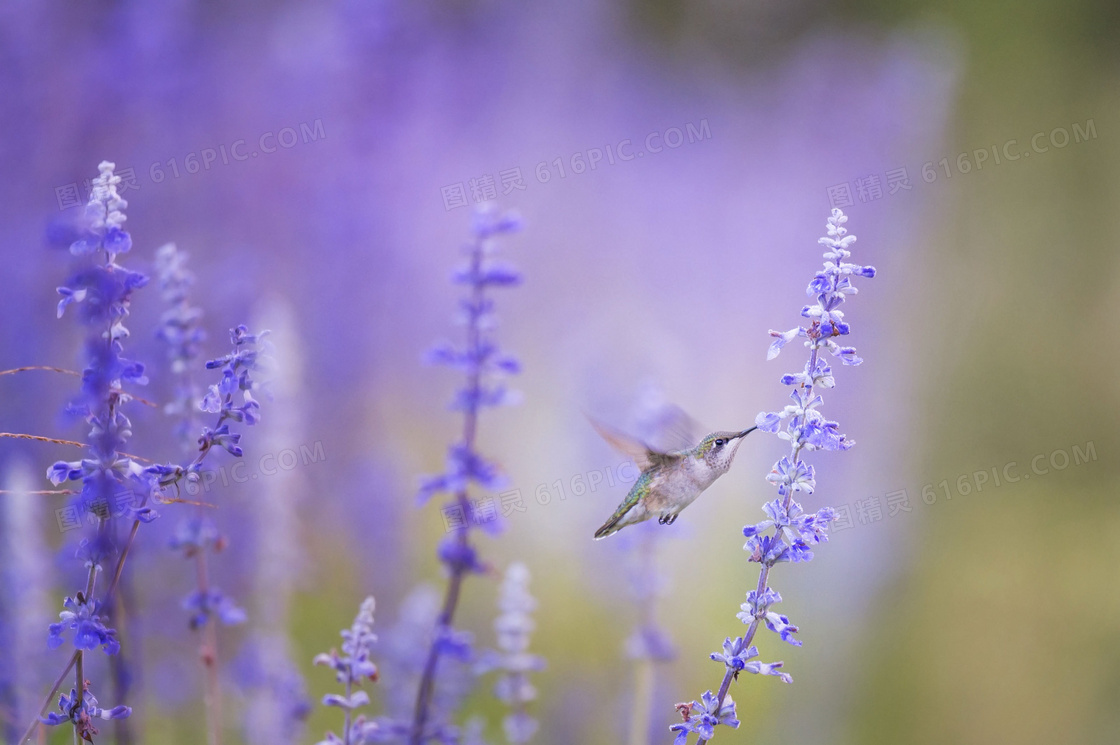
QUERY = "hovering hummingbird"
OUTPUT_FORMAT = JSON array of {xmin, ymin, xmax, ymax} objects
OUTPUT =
[{"xmin": 591, "ymin": 419, "xmax": 757, "ymax": 539}]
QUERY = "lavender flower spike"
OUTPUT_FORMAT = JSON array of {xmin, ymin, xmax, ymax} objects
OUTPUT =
[
  {"xmin": 678, "ymin": 209, "xmax": 875, "ymax": 745},
  {"xmin": 40, "ymin": 161, "xmax": 153, "ymax": 744},
  {"xmin": 409, "ymin": 204, "xmax": 523, "ymax": 745},
  {"xmin": 477, "ymin": 563, "xmax": 545, "ymax": 744},
  {"xmin": 314, "ymin": 596, "xmax": 380, "ymax": 745}
]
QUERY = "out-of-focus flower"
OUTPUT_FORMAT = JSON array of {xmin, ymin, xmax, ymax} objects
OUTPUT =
[
  {"xmin": 314, "ymin": 597, "xmax": 380, "ymax": 745},
  {"xmin": 182, "ymin": 588, "xmax": 246, "ymax": 629},
  {"xmin": 476, "ymin": 564, "xmax": 545, "ymax": 744},
  {"xmin": 404, "ymin": 205, "xmax": 524, "ymax": 744}
]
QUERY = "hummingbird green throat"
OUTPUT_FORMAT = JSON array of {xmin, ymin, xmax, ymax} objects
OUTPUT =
[{"xmin": 591, "ymin": 421, "xmax": 757, "ymax": 539}]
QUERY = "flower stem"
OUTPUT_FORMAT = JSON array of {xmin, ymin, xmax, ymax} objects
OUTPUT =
[
  {"xmin": 695, "ymin": 564, "xmax": 771, "ymax": 745},
  {"xmin": 343, "ymin": 679, "xmax": 353, "ymax": 745},
  {"xmin": 629, "ymin": 659, "xmax": 654, "ymax": 745},
  {"xmin": 409, "ymin": 509, "xmax": 470, "ymax": 745},
  {"xmin": 73, "ymin": 653, "xmax": 83, "ymax": 745},
  {"xmin": 195, "ymin": 532, "xmax": 222, "ymax": 745},
  {"xmin": 19, "ymin": 651, "xmax": 78, "ymax": 743},
  {"xmin": 411, "ymin": 242, "xmax": 486, "ymax": 745}
]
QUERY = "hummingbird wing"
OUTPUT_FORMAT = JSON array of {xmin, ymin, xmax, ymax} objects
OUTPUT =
[
  {"xmin": 643, "ymin": 404, "xmax": 701, "ymax": 454},
  {"xmin": 588, "ymin": 417, "xmax": 681, "ymax": 470}
]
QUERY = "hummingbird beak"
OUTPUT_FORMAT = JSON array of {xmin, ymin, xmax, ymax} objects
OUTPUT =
[{"xmin": 733, "ymin": 426, "xmax": 757, "ymax": 439}]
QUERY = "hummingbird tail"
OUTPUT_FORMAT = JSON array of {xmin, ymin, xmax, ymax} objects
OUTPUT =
[
  {"xmin": 593, "ymin": 501, "xmax": 636, "ymax": 540},
  {"xmin": 593, "ymin": 517, "xmax": 623, "ymax": 540}
]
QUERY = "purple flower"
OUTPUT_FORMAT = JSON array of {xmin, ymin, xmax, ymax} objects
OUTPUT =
[
  {"xmin": 417, "ymin": 205, "xmax": 522, "ymax": 513},
  {"xmin": 407, "ymin": 204, "xmax": 525, "ymax": 741},
  {"xmin": 194, "ymin": 325, "xmax": 269, "ymax": 453},
  {"xmin": 676, "ymin": 210, "xmax": 874, "ymax": 742},
  {"xmin": 765, "ymin": 457, "xmax": 816, "ymax": 496},
  {"xmin": 199, "ymin": 423, "xmax": 244, "ymax": 457},
  {"xmin": 157, "ymin": 244, "xmax": 208, "ymax": 448},
  {"xmin": 67, "ymin": 162, "xmax": 130, "ymax": 258},
  {"xmin": 155, "ymin": 243, "xmax": 206, "ymax": 372},
  {"xmin": 743, "ymin": 534, "xmax": 789, "ymax": 565},
  {"xmin": 44, "ymin": 164, "xmax": 159, "ymax": 742},
  {"xmin": 315, "ymin": 596, "xmax": 379, "ymax": 686},
  {"xmin": 418, "ymin": 445, "xmax": 507, "ymax": 506},
  {"xmin": 47, "ymin": 594, "xmax": 120, "ymax": 655},
  {"xmin": 746, "ymin": 213, "xmax": 872, "ymax": 657},
  {"xmin": 709, "ymin": 638, "xmax": 758, "ymax": 675},
  {"xmin": 168, "ymin": 516, "xmax": 223, "ymax": 556},
  {"xmin": 743, "ymin": 659, "xmax": 792, "ymax": 684},
  {"xmin": 743, "ymin": 500, "xmax": 835, "ymax": 550},
  {"xmin": 314, "ymin": 597, "xmax": 381, "ymax": 744},
  {"xmin": 182, "ymin": 588, "xmax": 247, "ymax": 629},
  {"xmin": 736, "ymin": 589, "xmax": 801, "ymax": 647},
  {"xmin": 40, "ymin": 684, "xmax": 131, "ymax": 740},
  {"xmin": 436, "ymin": 534, "xmax": 487, "ymax": 574},
  {"xmin": 669, "ymin": 691, "xmax": 740, "ymax": 744}
]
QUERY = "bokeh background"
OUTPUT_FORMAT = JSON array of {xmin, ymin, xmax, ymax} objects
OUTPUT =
[{"xmin": 0, "ymin": 1, "xmax": 1118, "ymax": 744}]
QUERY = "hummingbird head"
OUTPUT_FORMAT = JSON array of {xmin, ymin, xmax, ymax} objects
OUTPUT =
[{"xmin": 695, "ymin": 427, "xmax": 757, "ymax": 473}]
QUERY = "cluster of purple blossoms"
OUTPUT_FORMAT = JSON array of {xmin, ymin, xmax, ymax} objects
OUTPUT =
[
  {"xmin": 40, "ymin": 682, "xmax": 131, "ymax": 741},
  {"xmin": 154, "ymin": 247, "xmax": 261, "ymax": 633},
  {"xmin": 46, "ymin": 592, "xmax": 120, "ymax": 655},
  {"xmin": 181, "ymin": 587, "xmax": 248, "ymax": 629},
  {"xmin": 675, "ymin": 209, "xmax": 875, "ymax": 745},
  {"xmin": 33, "ymin": 163, "xmax": 267, "ymax": 743},
  {"xmin": 41, "ymin": 162, "xmax": 152, "ymax": 737},
  {"xmin": 418, "ymin": 205, "xmax": 523, "ymax": 546},
  {"xmin": 154, "ymin": 242, "xmax": 206, "ymax": 445},
  {"xmin": 314, "ymin": 596, "xmax": 381, "ymax": 745},
  {"xmin": 149, "ymin": 324, "xmax": 268, "ymax": 492},
  {"xmin": 669, "ymin": 692, "xmax": 740, "ymax": 745},
  {"xmin": 50, "ymin": 161, "xmax": 159, "ymax": 539},
  {"xmin": 154, "ymin": 325, "xmax": 267, "ymax": 632}
]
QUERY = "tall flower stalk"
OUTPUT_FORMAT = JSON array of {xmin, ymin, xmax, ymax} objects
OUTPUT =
[
  {"xmin": 409, "ymin": 204, "xmax": 524, "ymax": 744},
  {"xmin": 672, "ymin": 208, "xmax": 875, "ymax": 745},
  {"xmin": 22, "ymin": 162, "xmax": 266, "ymax": 744},
  {"xmin": 157, "ymin": 242, "xmax": 250, "ymax": 745},
  {"xmin": 40, "ymin": 161, "xmax": 150, "ymax": 743}
]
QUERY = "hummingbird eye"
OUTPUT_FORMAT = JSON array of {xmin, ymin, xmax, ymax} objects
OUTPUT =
[{"xmin": 714, "ymin": 438, "xmax": 725, "ymax": 447}]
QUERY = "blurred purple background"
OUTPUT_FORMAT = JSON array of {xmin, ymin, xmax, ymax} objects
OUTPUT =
[{"xmin": 0, "ymin": 1, "xmax": 980, "ymax": 743}]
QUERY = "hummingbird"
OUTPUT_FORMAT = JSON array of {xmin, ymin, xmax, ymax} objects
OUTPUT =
[{"xmin": 591, "ymin": 420, "xmax": 757, "ymax": 539}]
